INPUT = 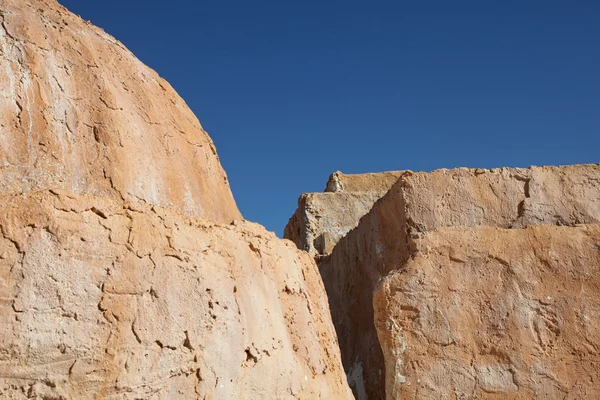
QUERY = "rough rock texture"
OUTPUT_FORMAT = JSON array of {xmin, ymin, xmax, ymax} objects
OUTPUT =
[
  {"xmin": 284, "ymin": 171, "xmax": 403, "ymax": 256},
  {"xmin": 287, "ymin": 164, "xmax": 600, "ymax": 399},
  {"xmin": 0, "ymin": 191, "xmax": 351, "ymax": 399},
  {"xmin": 0, "ymin": 1, "xmax": 353, "ymax": 399},
  {"xmin": 324, "ymin": 171, "xmax": 403, "ymax": 194},
  {"xmin": 0, "ymin": 0, "xmax": 240, "ymax": 223},
  {"xmin": 401, "ymin": 165, "xmax": 600, "ymax": 232},
  {"xmin": 317, "ymin": 180, "xmax": 408, "ymax": 400},
  {"xmin": 375, "ymin": 224, "xmax": 600, "ymax": 399}
]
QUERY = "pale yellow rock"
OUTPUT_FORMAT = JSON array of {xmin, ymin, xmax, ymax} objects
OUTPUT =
[
  {"xmin": 324, "ymin": 171, "xmax": 404, "ymax": 194},
  {"xmin": 285, "ymin": 171, "xmax": 403, "ymax": 256}
]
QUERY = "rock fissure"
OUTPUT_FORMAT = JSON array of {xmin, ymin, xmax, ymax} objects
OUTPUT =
[{"xmin": 286, "ymin": 165, "xmax": 600, "ymax": 399}]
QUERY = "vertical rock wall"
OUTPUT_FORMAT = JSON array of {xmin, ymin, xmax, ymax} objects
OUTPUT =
[
  {"xmin": 287, "ymin": 164, "xmax": 600, "ymax": 399},
  {"xmin": 284, "ymin": 171, "xmax": 403, "ymax": 256},
  {"xmin": 0, "ymin": 1, "xmax": 353, "ymax": 398}
]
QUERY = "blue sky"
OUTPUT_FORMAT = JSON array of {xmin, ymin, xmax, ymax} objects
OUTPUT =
[{"xmin": 61, "ymin": 1, "xmax": 600, "ymax": 235}]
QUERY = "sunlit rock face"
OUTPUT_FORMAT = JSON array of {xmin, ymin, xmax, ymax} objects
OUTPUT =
[
  {"xmin": 0, "ymin": 0, "xmax": 240, "ymax": 223},
  {"xmin": 284, "ymin": 171, "xmax": 403, "ymax": 257},
  {"xmin": 287, "ymin": 164, "xmax": 600, "ymax": 399},
  {"xmin": 0, "ymin": 1, "xmax": 353, "ymax": 398}
]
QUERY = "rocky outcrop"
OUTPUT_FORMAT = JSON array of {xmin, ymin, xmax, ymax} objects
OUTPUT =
[
  {"xmin": 375, "ymin": 224, "xmax": 600, "ymax": 399},
  {"xmin": 0, "ymin": 0, "xmax": 239, "ymax": 223},
  {"xmin": 284, "ymin": 171, "xmax": 403, "ymax": 256},
  {"xmin": 0, "ymin": 191, "xmax": 351, "ymax": 399},
  {"xmin": 287, "ymin": 164, "xmax": 600, "ymax": 399},
  {"xmin": 0, "ymin": 1, "xmax": 352, "ymax": 398}
]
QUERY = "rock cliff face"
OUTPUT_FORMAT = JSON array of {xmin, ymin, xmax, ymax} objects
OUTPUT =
[
  {"xmin": 0, "ymin": 191, "xmax": 351, "ymax": 399},
  {"xmin": 375, "ymin": 224, "xmax": 600, "ymax": 399},
  {"xmin": 286, "ymin": 164, "xmax": 600, "ymax": 399},
  {"xmin": 0, "ymin": 1, "xmax": 352, "ymax": 398},
  {"xmin": 284, "ymin": 171, "xmax": 403, "ymax": 256},
  {"xmin": 0, "ymin": 0, "xmax": 239, "ymax": 223}
]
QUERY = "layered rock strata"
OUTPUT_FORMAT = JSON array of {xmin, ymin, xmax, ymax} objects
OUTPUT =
[
  {"xmin": 287, "ymin": 164, "xmax": 600, "ymax": 399},
  {"xmin": 0, "ymin": 0, "xmax": 352, "ymax": 398}
]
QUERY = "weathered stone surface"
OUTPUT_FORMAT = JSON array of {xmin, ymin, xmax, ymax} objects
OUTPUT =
[
  {"xmin": 402, "ymin": 165, "xmax": 600, "ymax": 232},
  {"xmin": 0, "ymin": 0, "xmax": 240, "ymax": 223},
  {"xmin": 374, "ymin": 224, "xmax": 600, "ymax": 399},
  {"xmin": 0, "ymin": 1, "xmax": 353, "ymax": 398},
  {"xmin": 0, "ymin": 191, "xmax": 352, "ymax": 399},
  {"xmin": 324, "ymin": 171, "xmax": 404, "ymax": 194},
  {"xmin": 287, "ymin": 164, "xmax": 600, "ymax": 399},
  {"xmin": 284, "ymin": 171, "xmax": 403, "ymax": 256},
  {"xmin": 317, "ymin": 181, "xmax": 408, "ymax": 400}
]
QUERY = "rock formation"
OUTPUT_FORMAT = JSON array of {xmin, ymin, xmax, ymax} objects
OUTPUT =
[
  {"xmin": 286, "ymin": 165, "xmax": 600, "ymax": 399},
  {"xmin": 0, "ymin": 0, "xmax": 239, "ymax": 223},
  {"xmin": 285, "ymin": 171, "xmax": 403, "ymax": 257},
  {"xmin": 0, "ymin": 0, "xmax": 352, "ymax": 398}
]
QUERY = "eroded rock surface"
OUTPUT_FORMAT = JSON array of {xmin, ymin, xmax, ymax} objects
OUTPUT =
[
  {"xmin": 0, "ymin": 191, "xmax": 351, "ymax": 399},
  {"xmin": 284, "ymin": 171, "xmax": 403, "ymax": 256},
  {"xmin": 375, "ymin": 224, "xmax": 600, "ymax": 399},
  {"xmin": 0, "ymin": 0, "xmax": 240, "ymax": 223},
  {"xmin": 0, "ymin": 1, "xmax": 352, "ymax": 398},
  {"xmin": 287, "ymin": 164, "xmax": 600, "ymax": 399}
]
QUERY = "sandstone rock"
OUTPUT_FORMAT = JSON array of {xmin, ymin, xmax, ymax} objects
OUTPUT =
[
  {"xmin": 374, "ymin": 224, "xmax": 600, "ymax": 399},
  {"xmin": 0, "ymin": 1, "xmax": 353, "ymax": 398},
  {"xmin": 287, "ymin": 164, "xmax": 600, "ymax": 399},
  {"xmin": 285, "ymin": 171, "xmax": 403, "ymax": 256},
  {"xmin": 0, "ymin": 191, "xmax": 351, "ymax": 399},
  {"xmin": 401, "ymin": 165, "xmax": 600, "ymax": 232},
  {"xmin": 317, "ymin": 180, "xmax": 408, "ymax": 400},
  {"xmin": 324, "ymin": 171, "xmax": 404, "ymax": 194},
  {"xmin": 0, "ymin": 0, "xmax": 240, "ymax": 223}
]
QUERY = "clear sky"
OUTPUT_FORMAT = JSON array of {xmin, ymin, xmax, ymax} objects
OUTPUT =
[{"xmin": 60, "ymin": 0, "xmax": 600, "ymax": 236}]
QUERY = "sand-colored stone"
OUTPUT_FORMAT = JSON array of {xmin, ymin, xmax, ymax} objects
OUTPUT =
[
  {"xmin": 0, "ymin": 0, "xmax": 240, "ymax": 223},
  {"xmin": 402, "ymin": 165, "xmax": 600, "ymax": 232},
  {"xmin": 317, "ymin": 180, "xmax": 408, "ymax": 400},
  {"xmin": 0, "ymin": 191, "xmax": 352, "ymax": 399},
  {"xmin": 0, "ymin": 1, "xmax": 353, "ymax": 398},
  {"xmin": 374, "ymin": 224, "xmax": 600, "ymax": 399},
  {"xmin": 287, "ymin": 164, "xmax": 600, "ymax": 399},
  {"xmin": 285, "ymin": 171, "xmax": 403, "ymax": 256},
  {"xmin": 324, "ymin": 171, "xmax": 404, "ymax": 194}
]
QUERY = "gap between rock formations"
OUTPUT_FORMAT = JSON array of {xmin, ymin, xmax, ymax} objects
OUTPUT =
[{"xmin": 284, "ymin": 165, "xmax": 600, "ymax": 399}]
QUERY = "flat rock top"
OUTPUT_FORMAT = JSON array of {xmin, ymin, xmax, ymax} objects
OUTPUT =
[
  {"xmin": 0, "ymin": 0, "xmax": 240, "ymax": 223},
  {"xmin": 325, "ymin": 170, "xmax": 404, "ymax": 193},
  {"xmin": 400, "ymin": 164, "xmax": 600, "ymax": 232}
]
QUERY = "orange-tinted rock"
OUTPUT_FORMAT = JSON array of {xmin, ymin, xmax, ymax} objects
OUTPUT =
[
  {"xmin": 287, "ymin": 164, "xmax": 600, "ymax": 399},
  {"xmin": 0, "ymin": 1, "xmax": 353, "ymax": 398},
  {"xmin": 375, "ymin": 224, "xmax": 600, "ymax": 399},
  {"xmin": 0, "ymin": 191, "xmax": 352, "ymax": 399},
  {"xmin": 0, "ymin": 0, "xmax": 239, "ymax": 223}
]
